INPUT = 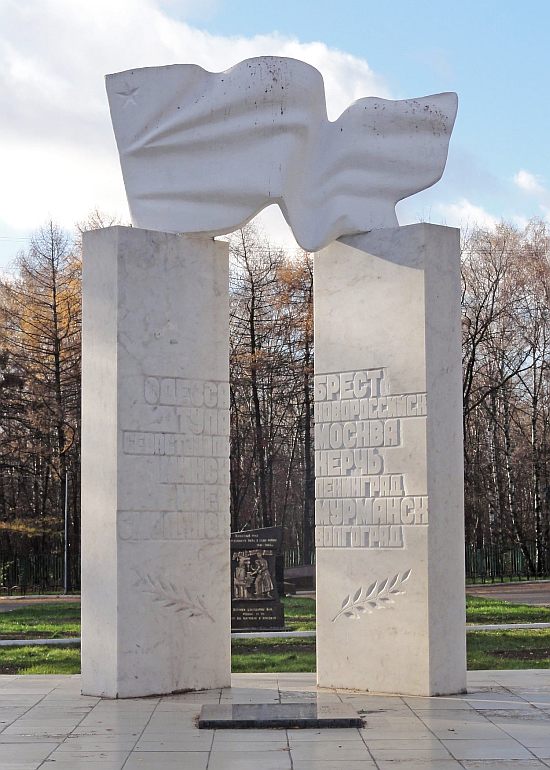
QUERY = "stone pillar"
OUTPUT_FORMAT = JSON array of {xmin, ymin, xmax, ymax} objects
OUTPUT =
[
  {"xmin": 314, "ymin": 224, "xmax": 466, "ymax": 696},
  {"xmin": 81, "ymin": 226, "xmax": 230, "ymax": 698}
]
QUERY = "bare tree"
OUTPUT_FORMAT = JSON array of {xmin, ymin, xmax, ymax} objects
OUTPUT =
[{"xmin": 462, "ymin": 220, "xmax": 550, "ymax": 573}]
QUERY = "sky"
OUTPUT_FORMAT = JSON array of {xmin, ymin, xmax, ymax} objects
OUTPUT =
[{"xmin": 1, "ymin": 0, "xmax": 550, "ymax": 267}]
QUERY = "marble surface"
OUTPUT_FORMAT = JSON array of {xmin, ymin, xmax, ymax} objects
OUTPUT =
[
  {"xmin": 314, "ymin": 224, "xmax": 466, "ymax": 695},
  {"xmin": 1, "ymin": 672, "xmax": 550, "ymax": 770},
  {"xmin": 198, "ymin": 701, "xmax": 363, "ymax": 729},
  {"xmin": 81, "ymin": 226, "xmax": 231, "ymax": 697},
  {"xmin": 107, "ymin": 56, "xmax": 457, "ymax": 251}
]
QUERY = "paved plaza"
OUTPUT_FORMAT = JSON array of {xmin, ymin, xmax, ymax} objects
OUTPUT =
[{"xmin": 1, "ymin": 671, "xmax": 550, "ymax": 768}]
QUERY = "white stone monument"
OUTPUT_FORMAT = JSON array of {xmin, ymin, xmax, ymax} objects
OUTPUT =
[
  {"xmin": 81, "ymin": 228, "xmax": 230, "ymax": 697},
  {"xmin": 82, "ymin": 55, "xmax": 465, "ymax": 698},
  {"xmin": 106, "ymin": 57, "xmax": 457, "ymax": 252},
  {"xmin": 314, "ymin": 225, "xmax": 466, "ymax": 695}
]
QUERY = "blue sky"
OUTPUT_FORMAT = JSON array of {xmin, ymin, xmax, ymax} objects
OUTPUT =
[{"xmin": 1, "ymin": 0, "xmax": 549, "ymax": 267}]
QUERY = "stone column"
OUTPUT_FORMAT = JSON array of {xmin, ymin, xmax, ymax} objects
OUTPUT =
[
  {"xmin": 314, "ymin": 224, "xmax": 466, "ymax": 696},
  {"xmin": 81, "ymin": 226, "xmax": 230, "ymax": 698}
]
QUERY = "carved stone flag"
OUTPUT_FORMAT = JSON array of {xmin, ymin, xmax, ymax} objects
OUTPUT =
[{"xmin": 107, "ymin": 57, "xmax": 457, "ymax": 251}]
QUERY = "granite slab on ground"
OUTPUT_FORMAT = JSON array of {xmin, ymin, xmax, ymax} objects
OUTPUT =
[{"xmin": 198, "ymin": 700, "xmax": 363, "ymax": 728}]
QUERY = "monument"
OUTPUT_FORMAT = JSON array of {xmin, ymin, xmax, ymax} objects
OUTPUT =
[
  {"xmin": 81, "ymin": 56, "xmax": 466, "ymax": 698},
  {"xmin": 231, "ymin": 527, "xmax": 284, "ymax": 631},
  {"xmin": 105, "ymin": 57, "xmax": 457, "ymax": 252},
  {"xmin": 314, "ymin": 225, "xmax": 466, "ymax": 695},
  {"xmin": 81, "ymin": 230, "xmax": 231, "ymax": 697}
]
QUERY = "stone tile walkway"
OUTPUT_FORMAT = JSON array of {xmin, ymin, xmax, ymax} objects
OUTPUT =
[{"xmin": 1, "ymin": 671, "xmax": 550, "ymax": 768}]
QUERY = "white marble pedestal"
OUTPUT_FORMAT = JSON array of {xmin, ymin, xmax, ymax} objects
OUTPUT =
[
  {"xmin": 314, "ymin": 224, "xmax": 467, "ymax": 696},
  {"xmin": 81, "ymin": 226, "xmax": 231, "ymax": 698}
]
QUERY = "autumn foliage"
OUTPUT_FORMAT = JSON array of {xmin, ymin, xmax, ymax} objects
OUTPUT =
[{"xmin": 0, "ymin": 217, "xmax": 548, "ymax": 580}]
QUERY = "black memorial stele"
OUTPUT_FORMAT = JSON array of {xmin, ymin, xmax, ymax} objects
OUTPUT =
[{"xmin": 231, "ymin": 526, "xmax": 284, "ymax": 631}]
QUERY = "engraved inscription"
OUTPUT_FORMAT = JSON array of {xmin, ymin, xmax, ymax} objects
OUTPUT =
[
  {"xmin": 315, "ymin": 368, "xmax": 427, "ymax": 549},
  {"xmin": 119, "ymin": 376, "xmax": 229, "ymax": 541},
  {"xmin": 143, "ymin": 376, "xmax": 229, "ymax": 408},
  {"xmin": 123, "ymin": 432, "xmax": 227, "ymax": 457},
  {"xmin": 118, "ymin": 511, "xmax": 226, "ymax": 541}
]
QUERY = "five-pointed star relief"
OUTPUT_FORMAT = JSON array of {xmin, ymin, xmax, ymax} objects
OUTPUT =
[{"xmin": 116, "ymin": 83, "xmax": 139, "ymax": 107}]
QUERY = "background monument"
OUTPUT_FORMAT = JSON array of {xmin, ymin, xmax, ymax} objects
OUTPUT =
[
  {"xmin": 82, "ymin": 56, "xmax": 465, "ymax": 697},
  {"xmin": 231, "ymin": 526, "xmax": 284, "ymax": 630}
]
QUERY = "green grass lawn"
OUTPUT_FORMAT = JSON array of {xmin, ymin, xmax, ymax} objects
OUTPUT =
[
  {"xmin": 466, "ymin": 595, "xmax": 550, "ymax": 624},
  {"xmin": 281, "ymin": 596, "xmax": 316, "ymax": 630},
  {"xmin": 1, "ymin": 595, "xmax": 550, "ymax": 675},
  {"xmin": 468, "ymin": 630, "xmax": 550, "ymax": 669},
  {"xmin": 0, "ymin": 645, "xmax": 81, "ymax": 674},
  {"xmin": 232, "ymin": 638, "xmax": 316, "ymax": 673},
  {"xmin": 0, "ymin": 602, "xmax": 80, "ymax": 639}
]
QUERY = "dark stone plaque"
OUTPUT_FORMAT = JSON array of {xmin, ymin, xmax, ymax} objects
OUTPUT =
[
  {"xmin": 231, "ymin": 526, "xmax": 284, "ymax": 631},
  {"xmin": 198, "ymin": 701, "xmax": 364, "ymax": 729}
]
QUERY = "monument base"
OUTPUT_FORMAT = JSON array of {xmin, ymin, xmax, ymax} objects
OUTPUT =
[
  {"xmin": 81, "ymin": 226, "xmax": 231, "ymax": 698},
  {"xmin": 314, "ymin": 224, "xmax": 467, "ymax": 696}
]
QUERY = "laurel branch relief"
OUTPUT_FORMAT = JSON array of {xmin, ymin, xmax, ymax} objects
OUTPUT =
[{"xmin": 332, "ymin": 569, "xmax": 412, "ymax": 622}]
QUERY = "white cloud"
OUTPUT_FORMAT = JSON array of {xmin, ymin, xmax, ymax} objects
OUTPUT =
[
  {"xmin": 513, "ymin": 170, "xmax": 550, "ymax": 226},
  {"xmin": 0, "ymin": 0, "xmax": 390, "ymax": 242},
  {"xmin": 514, "ymin": 169, "xmax": 546, "ymax": 196},
  {"xmin": 0, "ymin": 140, "xmax": 125, "ymax": 230},
  {"xmin": 433, "ymin": 198, "xmax": 498, "ymax": 230}
]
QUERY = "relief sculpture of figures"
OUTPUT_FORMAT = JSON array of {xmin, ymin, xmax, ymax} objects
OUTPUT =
[
  {"xmin": 233, "ymin": 553, "xmax": 249, "ymax": 600},
  {"xmin": 106, "ymin": 57, "xmax": 457, "ymax": 252},
  {"xmin": 232, "ymin": 549, "xmax": 274, "ymax": 600},
  {"xmin": 252, "ymin": 552, "xmax": 274, "ymax": 599}
]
